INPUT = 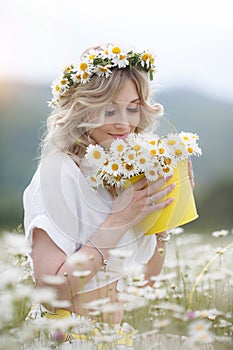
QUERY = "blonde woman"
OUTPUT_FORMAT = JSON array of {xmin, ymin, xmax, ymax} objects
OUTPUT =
[{"xmin": 23, "ymin": 43, "xmax": 193, "ymax": 346}]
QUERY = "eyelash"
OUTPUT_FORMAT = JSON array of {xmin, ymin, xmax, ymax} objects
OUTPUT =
[{"xmin": 105, "ymin": 107, "xmax": 139, "ymax": 117}]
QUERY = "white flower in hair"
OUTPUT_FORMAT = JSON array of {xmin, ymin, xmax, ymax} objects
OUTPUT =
[{"xmin": 94, "ymin": 64, "xmax": 112, "ymax": 77}]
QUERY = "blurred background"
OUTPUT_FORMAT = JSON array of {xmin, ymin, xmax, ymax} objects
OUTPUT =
[{"xmin": 1, "ymin": 0, "xmax": 233, "ymax": 233}]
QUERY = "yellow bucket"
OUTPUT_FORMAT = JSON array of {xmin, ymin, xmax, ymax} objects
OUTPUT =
[{"xmin": 125, "ymin": 160, "xmax": 199, "ymax": 235}]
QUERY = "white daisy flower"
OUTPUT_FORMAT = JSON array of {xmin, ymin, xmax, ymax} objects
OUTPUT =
[
  {"xmin": 94, "ymin": 64, "xmax": 112, "ymax": 77},
  {"xmin": 76, "ymin": 60, "xmax": 91, "ymax": 73},
  {"xmin": 59, "ymin": 77, "xmax": 69, "ymax": 90},
  {"xmin": 212, "ymin": 229, "xmax": 229, "ymax": 238},
  {"xmin": 85, "ymin": 144, "xmax": 107, "ymax": 166},
  {"xmin": 186, "ymin": 142, "xmax": 202, "ymax": 156},
  {"xmin": 84, "ymin": 49, "xmax": 98, "ymax": 62},
  {"xmin": 80, "ymin": 71, "xmax": 92, "ymax": 84},
  {"xmin": 108, "ymin": 44, "xmax": 123, "ymax": 58},
  {"xmin": 124, "ymin": 149, "xmax": 137, "ymax": 164},
  {"xmin": 121, "ymin": 161, "xmax": 140, "ymax": 178},
  {"xmin": 105, "ymin": 158, "xmax": 123, "ymax": 176},
  {"xmin": 112, "ymin": 54, "xmax": 129, "ymax": 68},
  {"xmin": 71, "ymin": 72, "xmax": 82, "ymax": 84},
  {"xmin": 63, "ymin": 64, "xmax": 74, "ymax": 73},
  {"xmin": 47, "ymin": 98, "xmax": 59, "ymax": 108},
  {"xmin": 144, "ymin": 167, "xmax": 159, "ymax": 182},
  {"xmin": 100, "ymin": 44, "xmax": 113, "ymax": 59},
  {"xmin": 51, "ymin": 79, "xmax": 63, "ymax": 97},
  {"xmin": 110, "ymin": 138, "xmax": 127, "ymax": 155},
  {"xmin": 161, "ymin": 164, "xmax": 174, "ymax": 177},
  {"xmin": 141, "ymin": 50, "xmax": 155, "ymax": 69},
  {"xmin": 165, "ymin": 133, "xmax": 181, "ymax": 147},
  {"xmin": 137, "ymin": 153, "xmax": 150, "ymax": 170},
  {"xmin": 172, "ymin": 144, "xmax": 189, "ymax": 160},
  {"xmin": 179, "ymin": 131, "xmax": 199, "ymax": 143}
]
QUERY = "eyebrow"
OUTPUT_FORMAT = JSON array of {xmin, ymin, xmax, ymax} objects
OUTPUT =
[{"xmin": 112, "ymin": 98, "xmax": 141, "ymax": 105}]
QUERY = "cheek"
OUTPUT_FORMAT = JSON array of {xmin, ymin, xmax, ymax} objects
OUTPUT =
[{"xmin": 129, "ymin": 114, "xmax": 140, "ymax": 127}]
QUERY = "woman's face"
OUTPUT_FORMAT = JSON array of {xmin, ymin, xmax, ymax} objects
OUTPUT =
[{"xmin": 89, "ymin": 79, "xmax": 141, "ymax": 148}]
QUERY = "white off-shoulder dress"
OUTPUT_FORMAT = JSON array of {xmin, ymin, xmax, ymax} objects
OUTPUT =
[{"xmin": 23, "ymin": 150, "xmax": 157, "ymax": 293}]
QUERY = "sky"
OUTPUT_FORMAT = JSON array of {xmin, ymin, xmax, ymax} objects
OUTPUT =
[{"xmin": 0, "ymin": 0, "xmax": 233, "ymax": 103}]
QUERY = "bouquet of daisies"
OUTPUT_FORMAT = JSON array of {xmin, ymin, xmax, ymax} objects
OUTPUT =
[{"xmin": 82, "ymin": 131, "xmax": 202, "ymax": 190}]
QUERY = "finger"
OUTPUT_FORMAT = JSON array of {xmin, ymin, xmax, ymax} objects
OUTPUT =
[
  {"xmin": 132, "ymin": 176, "xmax": 148, "ymax": 191},
  {"xmin": 148, "ymin": 197, "xmax": 174, "ymax": 212},
  {"xmin": 146, "ymin": 175, "xmax": 173, "ymax": 196},
  {"xmin": 147, "ymin": 183, "xmax": 175, "ymax": 206}
]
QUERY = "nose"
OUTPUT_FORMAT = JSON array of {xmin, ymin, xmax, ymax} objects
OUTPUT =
[{"xmin": 114, "ymin": 108, "xmax": 130, "ymax": 129}]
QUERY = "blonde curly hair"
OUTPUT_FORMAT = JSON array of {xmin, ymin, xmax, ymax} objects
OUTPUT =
[{"xmin": 40, "ymin": 64, "xmax": 163, "ymax": 166}]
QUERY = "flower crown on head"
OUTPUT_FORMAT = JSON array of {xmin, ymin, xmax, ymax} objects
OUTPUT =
[{"xmin": 48, "ymin": 44, "xmax": 157, "ymax": 109}]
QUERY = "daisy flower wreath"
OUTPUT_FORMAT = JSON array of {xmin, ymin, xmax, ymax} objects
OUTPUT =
[
  {"xmin": 48, "ymin": 44, "xmax": 156, "ymax": 109},
  {"xmin": 82, "ymin": 131, "xmax": 202, "ymax": 235}
]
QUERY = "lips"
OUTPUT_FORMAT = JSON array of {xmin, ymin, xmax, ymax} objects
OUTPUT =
[{"xmin": 109, "ymin": 133, "xmax": 129, "ymax": 139}]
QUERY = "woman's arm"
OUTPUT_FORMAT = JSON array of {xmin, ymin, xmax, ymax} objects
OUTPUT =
[
  {"xmin": 144, "ymin": 232, "xmax": 168, "ymax": 285},
  {"xmin": 32, "ymin": 175, "xmax": 175, "ymax": 301}
]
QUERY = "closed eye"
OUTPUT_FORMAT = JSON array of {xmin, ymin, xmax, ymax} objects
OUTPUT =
[
  {"xmin": 105, "ymin": 110, "xmax": 116, "ymax": 117},
  {"xmin": 127, "ymin": 106, "xmax": 140, "ymax": 113}
]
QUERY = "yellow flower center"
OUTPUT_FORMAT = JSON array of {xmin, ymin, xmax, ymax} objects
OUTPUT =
[
  {"xmin": 55, "ymin": 85, "xmax": 60, "ymax": 91},
  {"xmin": 112, "ymin": 163, "xmax": 119, "ymax": 171},
  {"xmin": 175, "ymin": 149, "xmax": 183, "ymax": 156},
  {"xmin": 76, "ymin": 74, "xmax": 81, "ymax": 79},
  {"xmin": 89, "ymin": 54, "xmax": 95, "ymax": 60},
  {"xmin": 139, "ymin": 158, "xmax": 146, "ymax": 164},
  {"xmin": 187, "ymin": 147, "xmax": 193, "ymax": 153},
  {"xmin": 119, "ymin": 54, "xmax": 126, "ymax": 60},
  {"xmin": 163, "ymin": 167, "xmax": 170, "ymax": 173},
  {"xmin": 126, "ymin": 164, "xmax": 133, "ymax": 171},
  {"xmin": 64, "ymin": 66, "xmax": 72, "ymax": 73},
  {"xmin": 112, "ymin": 46, "xmax": 121, "ymax": 54},
  {"xmin": 142, "ymin": 53, "xmax": 149, "ymax": 61},
  {"xmin": 61, "ymin": 79, "xmax": 67, "ymax": 85},
  {"xmin": 116, "ymin": 144, "xmax": 124, "ymax": 152},
  {"xmin": 83, "ymin": 72, "xmax": 89, "ymax": 79},
  {"xmin": 104, "ymin": 49, "xmax": 109, "ymax": 55},
  {"xmin": 128, "ymin": 153, "xmax": 135, "ymax": 160},
  {"xmin": 167, "ymin": 140, "xmax": 176, "ymax": 145},
  {"xmin": 99, "ymin": 66, "xmax": 107, "ymax": 72},
  {"xmin": 164, "ymin": 158, "xmax": 172, "ymax": 165},
  {"xmin": 150, "ymin": 149, "xmax": 157, "ymax": 156},
  {"xmin": 90, "ymin": 177, "xmax": 96, "ymax": 183},
  {"xmin": 159, "ymin": 148, "xmax": 165, "ymax": 154},
  {"xmin": 80, "ymin": 62, "xmax": 88, "ymax": 71},
  {"xmin": 149, "ymin": 170, "xmax": 156, "ymax": 176},
  {"xmin": 133, "ymin": 144, "xmax": 141, "ymax": 151},
  {"xmin": 196, "ymin": 325, "xmax": 205, "ymax": 331},
  {"xmin": 93, "ymin": 150, "xmax": 101, "ymax": 159},
  {"xmin": 150, "ymin": 140, "xmax": 156, "ymax": 145},
  {"xmin": 114, "ymin": 174, "xmax": 121, "ymax": 181},
  {"xmin": 183, "ymin": 136, "xmax": 189, "ymax": 141}
]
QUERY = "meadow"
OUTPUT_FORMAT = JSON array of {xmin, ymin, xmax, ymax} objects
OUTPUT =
[{"xmin": 0, "ymin": 226, "xmax": 232, "ymax": 350}]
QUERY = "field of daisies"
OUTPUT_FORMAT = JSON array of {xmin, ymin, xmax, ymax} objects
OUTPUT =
[{"xmin": 0, "ymin": 226, "xmax": 232, "ymax": 350}]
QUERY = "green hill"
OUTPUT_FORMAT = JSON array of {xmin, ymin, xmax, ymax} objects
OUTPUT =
[{"xmin": 1, "ymin": 82, "xmax": 232, "ymax": 232}]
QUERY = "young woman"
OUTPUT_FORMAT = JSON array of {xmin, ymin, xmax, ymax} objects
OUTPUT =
[{"xmin": 23, "ymin": 44, "xmax": 193, "ymax": 332}]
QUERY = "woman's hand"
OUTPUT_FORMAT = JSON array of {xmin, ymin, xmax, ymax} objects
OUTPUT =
[
  {"xmin": 187, "ymin": 159, "xmax": 195, "ymax": 189},
  {"xmin": 111, "ymin": 175, "xmax": 175, "ymax": 228}
]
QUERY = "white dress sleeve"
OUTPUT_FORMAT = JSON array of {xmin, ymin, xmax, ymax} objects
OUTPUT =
[{"xmin": 23, "ymin": 152, "xmax": 84, "ymax": 256}]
